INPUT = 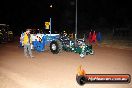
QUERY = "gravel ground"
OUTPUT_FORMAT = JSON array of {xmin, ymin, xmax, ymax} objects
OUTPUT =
[{"xmin": 0, "ymin": 42, "xmax": 132, "ymax": 88}]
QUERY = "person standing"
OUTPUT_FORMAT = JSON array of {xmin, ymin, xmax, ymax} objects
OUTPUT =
[
  {"xmin": 20, "ymin": 31, "xmax": 24, "ymax": 47},
  {"xmin": 23, "ymin": 29, "xmax": 34, "ymax": 58},
  {"xmin": 97, "ymin": 32, "xmax": 102, "ymax": 47},
  {"xmin": 91, "ymin": 31, "xmax": 97, "ymax": 44},
  {"xmin": 88, "ymin": 31, "xmax": 92, "ymax": 45}
]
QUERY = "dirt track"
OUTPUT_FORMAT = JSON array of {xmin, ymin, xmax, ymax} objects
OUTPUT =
[{"xmin": 0, "ymin": 42, "xmax": 132, "ymax": 88}]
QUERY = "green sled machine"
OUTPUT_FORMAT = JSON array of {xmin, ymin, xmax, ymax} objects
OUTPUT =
[{"xmin": 50, "ymin": 33, "xmax": 94, "ymax": 58}]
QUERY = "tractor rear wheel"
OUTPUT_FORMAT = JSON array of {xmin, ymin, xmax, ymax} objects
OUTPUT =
[{"xmin": 50, "ymin": 40, "xmax": 62, "ymax": 54}]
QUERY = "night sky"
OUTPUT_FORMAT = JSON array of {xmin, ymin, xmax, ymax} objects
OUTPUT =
[{"xmin": 0, "ymin": 0, "xmax": 132, "ymax": 34}]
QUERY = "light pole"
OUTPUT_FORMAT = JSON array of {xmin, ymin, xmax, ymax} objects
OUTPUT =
[
  {"xmin": 50, "ymin": 18, "xmax": 52, "ymax": 36},
  {"xmin": 50, "ymin": 4, "xmax": 52, "ymax": 36},
  {"xmin": 75, "ymin": 0, "xmax": 78, "ymax": 44}
]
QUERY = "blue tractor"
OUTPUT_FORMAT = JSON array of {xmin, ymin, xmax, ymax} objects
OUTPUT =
[
  {"xmin": 31, "ymin": 33, "xmax": 61, "ymax": 52},
  {"xmin": 20, "ymin": 30, "xmax": 94, "ymax": 58}
]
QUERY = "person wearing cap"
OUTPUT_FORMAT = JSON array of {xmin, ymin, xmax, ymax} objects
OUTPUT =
[{"xmin": 23, "ymin": 29, "xmax": 34, "ymax": 58}]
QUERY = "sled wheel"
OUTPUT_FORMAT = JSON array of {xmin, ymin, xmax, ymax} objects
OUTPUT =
[
  {"xmin": 90, "ymin": 50, "xmax": 94, "ymax": 55},
  {"xmin": 76, "ymin": 75, "xmax": 86, "ymax": 85},
  {"xmin": 50, "ymin": 40, "xmax": 62, "ymax": 54},
  {"xmin": 80, "ymin": 52, "xmax": 86, "ymax": 58}
]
